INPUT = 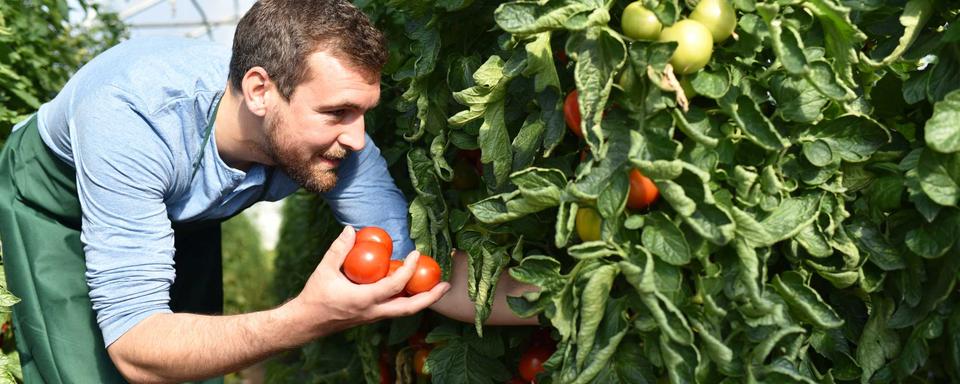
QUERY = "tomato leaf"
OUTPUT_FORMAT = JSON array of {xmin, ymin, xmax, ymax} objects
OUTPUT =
[
  {"xmin": 641, "ymin": 212, "xmax": 692, "ymax": 266},
  {"xmin": 924, "ymin": 89, "xmax": 960, "ymax": 154},
  {"xmin": 772, "ymin": 271, "xmax": 844, "ymax": 329}
]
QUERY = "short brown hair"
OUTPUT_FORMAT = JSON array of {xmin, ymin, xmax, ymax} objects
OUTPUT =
[{"xmin": 228, "ymin": 0, "xmax": 388, "ymax": 99}]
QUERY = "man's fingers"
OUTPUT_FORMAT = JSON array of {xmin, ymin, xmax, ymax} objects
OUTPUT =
[
  {"xmin": 365, "ymin": 251, "xmax": 420, "ymax": 300},
  {"xmin": 320, "ymin": 226, "xmax": 356, "ymax": 269},
  {"xmin": 376, "ymin": 282, "xmax": 451, "ymax": 318}
]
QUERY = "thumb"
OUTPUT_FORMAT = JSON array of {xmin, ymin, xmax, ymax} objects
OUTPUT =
[{"xmin": 320, "ymin": 226, "xmax": 356, "ymax": 268}]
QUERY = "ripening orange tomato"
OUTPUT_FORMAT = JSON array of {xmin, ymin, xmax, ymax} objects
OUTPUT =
[{"xmin": 626, "ymin": 169, "xmax": 659, "ymax": 210}]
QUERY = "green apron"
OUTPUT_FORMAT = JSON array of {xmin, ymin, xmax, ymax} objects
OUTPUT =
[{"xmin": 0, "ymin": 113, "xmax": 232, "ymax": 383}]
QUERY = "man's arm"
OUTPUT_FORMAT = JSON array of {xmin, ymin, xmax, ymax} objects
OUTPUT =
[
  {"xmin": 430, "ymin": 250, "xmax": 541, "ymax": 326},
  {"xmin": 107, "ymin": 227, "xmax": 450, "ymax": 383}
]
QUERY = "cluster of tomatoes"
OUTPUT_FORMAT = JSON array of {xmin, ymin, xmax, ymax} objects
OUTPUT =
[
  {"xmin": 343, "ymin": 226, "xmax": 441, "ymax": 295},
  {"xmin": 622, "ymin": 0, "xmax": 737, "ymax": 74}
]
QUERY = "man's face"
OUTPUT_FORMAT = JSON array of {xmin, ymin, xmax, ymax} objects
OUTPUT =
[{"xmin": 262, "ymin": 50, "xmax": 380, "ymax": 193}]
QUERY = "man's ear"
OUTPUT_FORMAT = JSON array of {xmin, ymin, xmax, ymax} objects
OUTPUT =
[{"xmin": 241, "ymin": 66, "xmax": 272, "ymax": 117}]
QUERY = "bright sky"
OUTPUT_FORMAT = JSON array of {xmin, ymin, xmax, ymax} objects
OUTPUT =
[{"xmin": 82, "ymin": 0, "xmax": 257, "ymax": 45}]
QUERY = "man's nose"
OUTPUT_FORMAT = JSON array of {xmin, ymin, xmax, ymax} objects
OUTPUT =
[{"xmin": 338, "ymin": 117, "xmax": 366, "ymax": 151}]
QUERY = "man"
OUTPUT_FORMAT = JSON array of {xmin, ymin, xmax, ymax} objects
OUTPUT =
[{"xmin": 0, "ymin": 1, "xmax": 535, "ymax": 383}]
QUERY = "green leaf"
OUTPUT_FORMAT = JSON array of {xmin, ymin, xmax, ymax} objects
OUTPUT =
[
  {"xmin": 719, "ymin": 91, "xmax": 788, "ymax": 151},
  {"xmin": 731, "ymin": 206, "xmax": 775, "ymax": 247},
  {"xmin": 641, "ymin": 212, "xmax": 692, "ymax": 266},
  {"xmin": 857, "ymin": 298, "xmax": 901, "ymax": 383},
  {"xmin": 494, "ymin": 0, "xmax": 607, "ymax": 35},
  {"xmin": 672, "ymin": 107, "xmax": 719, "ymax": 148},
  {"xmin": 846, "ymin": 221, "xmax": 906, "ymax": 271},
  {"xmin": 905, "ymin": 219, "xmax": 957, "ymax": 259},
  {"xmin": 918, "ymin": 149, "xmax": 960, "ymax": 206},
  {"xmin": 801, "ymin": 115, "xmax": 890, "ymax": 163},
  {"xmin": 804, "ymin": 60, "xmax": 856, "ymax": 101},
  {"xmin": 925, "ymin": 89, "xmax": 960, "ymax": 154},
  {"xmin": 524, "ymin": 32, "xmax": 562, "ymax": 93},
  {"xmin": 770, "ymin": 71, "xmax": 829, "ymax": 124},
  {"xmin": 802, "ymin": 139, "xmax": 835, "ymax": 167},
  {"xmin": 758, "ymin": 4, "xmax": 808, "ymax": 75},
  {"xmin": 761, "ymin": 193, "xmax": 822, "ymax": 243},
  {"xmin": 689, "ymin": 68, "xmax": 731, "ymax": 99},
  {"xmin": 802, "ymin": 0, "xmax": 867, "ymax": 86},
  {"xmin": 571, "ymin": 27, "xmax": 627, "ymax": 153},
  {"xmin": 683, "ymin": 203, "xmax": 736, "ymax": 246},
  {"xmin": 428, "ymin": 331, "xmax": 512, "ymax": 384},
  {"xmin": 576, "ymin": 263, "xmax": 619, "ymax": 370},
  {"xmin": 860, "ymin": 0, "xmax": 934, "ymax": 67},
  {"xmin": 772, "ymin": 271, "xmax": 844, "ymax": 329}
]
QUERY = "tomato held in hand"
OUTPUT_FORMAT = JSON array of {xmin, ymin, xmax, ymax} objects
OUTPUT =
[
  {"xmin": 357, "ymin": 226, "xmax": 393, "ymax": 256},
  {"xmin": 414, "ymin": 348, "xmax": 431, "ymax": 378},
  {"xmin": 575, "ymin": 207, "xmax": 602, "ymax": 242},
  {"xmin": 627, "ymin": 169, "xmax": 660, "ymax": 210},
  {"xmin": 387, "ymin": 259, "xmax": 403, "ymax": 276},
  {"xmin": 405, "ymin": 255, "xmax": 442, "ymax": 295},
  {"xmin": 621, "ymin": 1, "xmax": 662, "ymax": 41},
  {"xmin": 343, "ymin": 242, "xmax": 391, "ymax": 284},
  {"xmin": 563, "ymin": 90, "xmax": 583, "ymax": 139},
  {"xmin": 658, "ymin": 19, "xmax": 714, "ymax": 74},
  {"xmin": 518, "ymin": 345, "xmax": 553, "ymax": 382}
]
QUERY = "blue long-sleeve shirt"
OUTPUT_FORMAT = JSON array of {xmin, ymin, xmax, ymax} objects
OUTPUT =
[{"xmin": 26, "ymin": 37, "xmax": 413, "ymax": 347}]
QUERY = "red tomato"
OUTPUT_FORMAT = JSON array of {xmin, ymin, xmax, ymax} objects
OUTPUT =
[
  {"xmin": 379, "ymin": 360, "xmax": 392, "ymax": 384},
  {"xmin": 357, "ymin": 226, "xmax": 393, "ymax": 256},
  {"xmin": 405, "ymin": 255, "xmax": 442, "ymax": 295},
  {"xmin": 408, "ymin": 330, "xmax": 428, "ymax": 347},
  {"xmin": 518, "ymin": 346, "xmax": 553, "ymax": 382},
  {"xmin": 343, "ymin": 242, "xmax": 391, "ymax": 284},
  {"xmin": 414, "ymin": 348, "xmax": 431, "ymax": 378},
  {"xmin": 564, "ymin": 90, "xmax": 583, "ymax": 139},
  {"xmin": 387, "ymin": 259, "xmax": 403, "ymax": 276},
  {"xmin": 626, "ymin": 169, "xmax": 660, "ymax": 210},
  {"xmin": 556, "ymin": 50, "xmax": 568, "ymax": 65}
]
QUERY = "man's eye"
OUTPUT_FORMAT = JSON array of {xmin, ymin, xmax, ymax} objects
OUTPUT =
[{"xmin": 327, "ymin": 110, "xmax": 347, "ymax": 118}]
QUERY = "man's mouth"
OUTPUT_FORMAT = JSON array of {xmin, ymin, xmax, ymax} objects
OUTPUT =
[{"xmin": 318, "ymin": 155, "xmax": 342, "ymax": 168}]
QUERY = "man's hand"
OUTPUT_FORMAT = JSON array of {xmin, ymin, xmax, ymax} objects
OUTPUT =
[
  {"xmin": 108, "ymin": 226, "xmax": 448, "ymax": 383},
  {"xmin": 287, "ymin": 226, "xmax": 451, "ymax": 338}
]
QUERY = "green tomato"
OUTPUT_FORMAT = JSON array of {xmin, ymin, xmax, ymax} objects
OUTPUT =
[
  {"xmin": 621, "ymin": 2, "xmax": 662, "ymax": 41},
  {"xmin": 658, "ymin": 19, "xmax": 714, "ymax": 75},
  {"xmin": 690, "ymin": 0, "xmax": 737, "ymax": 43},
  {"xmin": 575, "ymin": 207, "xmax": 602, "ymax": 242}
]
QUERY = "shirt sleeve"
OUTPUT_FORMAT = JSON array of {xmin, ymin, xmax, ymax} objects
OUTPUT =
[
  {"xmin": 71, "ymin": 88, "xmax": 178, "ymax": 347},
  {"xmin": 322, "ymin": 133, "xmax": 414, "ymax": 260}
]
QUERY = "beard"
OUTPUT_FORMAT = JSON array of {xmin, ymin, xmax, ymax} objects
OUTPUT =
[{"xmin": 262, "ymin": 112, "xmax": 348, "ymax": 193}]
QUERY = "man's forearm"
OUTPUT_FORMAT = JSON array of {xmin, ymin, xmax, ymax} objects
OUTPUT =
[
  {"xmin": 107, "ymin": 301, "xmax": 313, "ymax": 383},
  {"xmin": 430, "ymin": 251, "xmax": 540, "ymax": 326}
]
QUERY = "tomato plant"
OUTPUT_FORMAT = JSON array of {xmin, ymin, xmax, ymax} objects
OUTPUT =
[
  {"xmin": 272, "ymin": 0, "xmax": 960, "ymax": 383},
  {"xmin": 405, "ymin": 255, "xmax": 441, "ymax": 295},
  {"xmin": 343, "ymin": 242, "xmax": 391, "ymax": 284},
  {"xmin": 626, "ymin": 168, "xmax": 659, "ymax": 210},
  {"xmin": 621, "ymin": 1, "xmax": 661, "ymax": 41},
  {"xmin": 689, "ymin": 0, "xmax": 737, "ymax": 43},
  {"xmin": 658, "ymin": 19, "xmax": 713, "ymax": 74}
]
